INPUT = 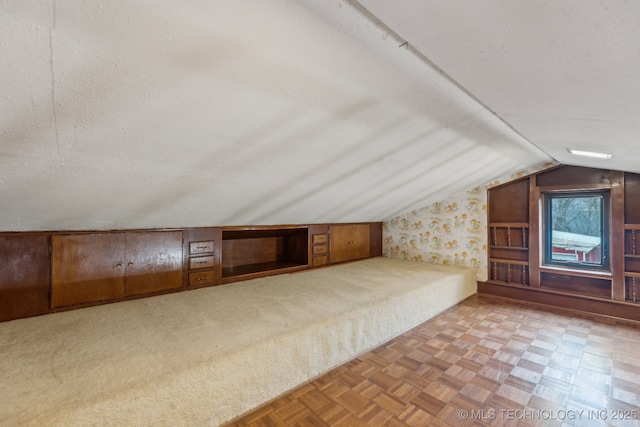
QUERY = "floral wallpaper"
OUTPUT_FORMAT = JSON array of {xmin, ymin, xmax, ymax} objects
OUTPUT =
[{"xmin": 383, "ymin": 162, "xmax": 557, "ymax": 281}]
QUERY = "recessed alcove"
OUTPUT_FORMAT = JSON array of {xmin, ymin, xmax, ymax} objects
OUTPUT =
[{"xmin": 221, "ymin": 227, "xmax": 309, "ymax": 280}]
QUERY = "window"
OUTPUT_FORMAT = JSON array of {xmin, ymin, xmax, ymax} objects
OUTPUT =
[{"xmin": 543, "ymin": 190, "xmax": 609, "ymax": 270}]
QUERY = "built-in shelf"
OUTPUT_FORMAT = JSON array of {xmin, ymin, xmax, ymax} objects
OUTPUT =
[
  {"xmin": 222, "ymin": 261, "xmax": 306, "ymax": 278},
  {"xmin": 482, "ymin": 167, "xmax": 640, "ymax": 322},
  {"xmin": 624, "ymin": 224, "xmax": 640, "ymax": 302},
  {"xmin": 221, "ymin": 227, "xmax": 309, "ymax": 280},
  {"xmin": 489, "ymin": 258, "xmax": 529, "ymax": 286},
  {"xmin": 489, "ymin": 223, "xmax": 529, "ymax": 249}
]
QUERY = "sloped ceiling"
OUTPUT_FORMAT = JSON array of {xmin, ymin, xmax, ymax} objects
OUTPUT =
[
  {"xmin": 0, "ymin": 1, "xmax": 554, "ymax": 231},
  {"xmin": 360, "ymin": 0, "xmax": 640, "ymax": 173}
]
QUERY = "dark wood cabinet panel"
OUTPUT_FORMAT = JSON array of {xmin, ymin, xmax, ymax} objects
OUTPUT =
[
  {"xmin": 51, "ymin": 233, "xmax": 126, "ymax": 308},
  {"xmin": 330, "ymin": 224, "xmax": 370, "ymax": 264},
  {"xmin": 625, "ymin": 172, "xmax": 640, "ymax": 224},
  {"xmin": 124, "ymin": 231, "xmax": 183, "ymax": 296},
  {"xmin": 537, "ymin": 165, "xmax": 611, "ymax": 188},
  {"xmin": 51, "ymin": 231, "xmax": 183, "ymax": 308},
  {"xmin": 539, "ymin": 271, "xmax": 611, "ymax": 299},
  {"xmin": 0, "ymin": 234, "xmax": 50, "ymax": 321},
  {"xmin": 488, "ymin": 178, "xmax": 529, "ymax": 224},
  {"xmin": 370, "ymin": 222, "xmax": 383, "ymax": 257}
]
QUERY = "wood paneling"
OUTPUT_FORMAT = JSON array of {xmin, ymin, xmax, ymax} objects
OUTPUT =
[
  {"xmin": 611, "ymin": 171, "xmax": 625, "ymax": 300},
  {"xmin": 0, "ymin": 233, "xmax": 50, "ymax": 321},
  {"xmin": 539, "ymin": 272, "xmax": 611, "ymax": 298},
  {"xmin": 487, "ymin": 165, "xmax": 640, "ymax": 309},
  {"xmin": 479, "ymin": 281, "xmax": 640, "ymax": 322},
  {"xmin": 489, "ymin": 178, "xmax": 529, "ymax": 223},
  {"xmin": 488, "ymin": 179, "xmax": 530, "ymax": 287},
  {"xmin": 370, "ymin": 222, "xmax": 383, "ymax": 257},
  {"xmin": 624, "ymin": 172, "xmax": 640, "ymax": 223},
  {"xmin": 536, "ymin": 165, "xmax": 611, "ymax": 188},
  {"xmin": 528, "ymin": 177, "xmax": 541, "ymax": 288}
]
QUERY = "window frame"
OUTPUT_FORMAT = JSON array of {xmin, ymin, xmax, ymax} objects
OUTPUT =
[{"xmin": 542, "ymin": 189, "xmax": 611, "ymax": 272}]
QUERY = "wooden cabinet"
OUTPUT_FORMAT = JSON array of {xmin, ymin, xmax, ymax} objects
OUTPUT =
[
  {"xmin": 330, "ymin": 224, "xmax": 370, "ymax": 264},
  {"xmin": 624, "ymin": 172, "xmax": 640, "ymax": 303},
  {"xmin": 0, "ymin": 233, "xmax": 50, "ymax": 322},
  {"xmin": 51, "ymin": 231, "xmax": 182, "ymax": 308},
  {"xmin": 309, "ymin": 224, "xmax": 330, "ymax": 268},
  {"xmin": 311, "ymin": 233, "xmax": 329, "ymax": 267},
  {"xmin": 487, "ymin": 177, "xmax": 530, "ymax": 286},
  {"xmin": 124, "ymin": 231, "xmax": 183, "ymax": 296},
  {"xmin": 2, "ymin": 222, "xmax": 383, "ymax": 322},
  {"xmin": 184, "ymin": 228, "xmax": 220, "ymax": 288}
]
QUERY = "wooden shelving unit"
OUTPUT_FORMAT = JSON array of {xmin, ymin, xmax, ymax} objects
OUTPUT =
[
  {"xmin": 0, "ymin": 222, "xmax": 383, "ymax": 322},
  {"xmin": 481, "ymin": 165, "xmax": 640, "ymax": 322},
  {"xmin": 220, "ymin": 227, "xmax": 310, "ymax": 283},
  {"xmin": 487, "ymin": 178, "xmax": 530, "ymax": 287},
  {"xmin": 489, "ymin": 258, "xmax": 529, "ymax": 286},
  {"xmin": 624, "ymin": 225, "xmax": 640, "ymax": 303}
]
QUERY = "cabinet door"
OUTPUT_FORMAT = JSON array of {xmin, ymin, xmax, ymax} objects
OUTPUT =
[
  {"xmin": 51, "ymin": 234, "xmax": 126, "ymax": 308},
  {"xmin": 124, "ymin": 231, "xmax": 183, "ymax": 296},
  {"xmin": 0, "ymin": 234, "xmax": 50, "ymax": 321},
  {"xmin": 330, "ymin": 224, "xmax": 370, "ymax": 264}
]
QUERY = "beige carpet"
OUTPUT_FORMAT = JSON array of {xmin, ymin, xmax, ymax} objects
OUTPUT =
[{"xmin": 0, "ymin": 258, "xmax": 476, "ymax": 426}]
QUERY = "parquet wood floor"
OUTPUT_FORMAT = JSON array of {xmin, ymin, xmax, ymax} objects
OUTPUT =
[{"xmin": 225, "ymin": 295, "xmax": 640, "ymax": 426}]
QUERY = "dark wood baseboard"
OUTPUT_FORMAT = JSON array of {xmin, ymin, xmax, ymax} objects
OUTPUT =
[{"xmin": 478, "ymin": 280, "xmax": 640, "ymax": 323}]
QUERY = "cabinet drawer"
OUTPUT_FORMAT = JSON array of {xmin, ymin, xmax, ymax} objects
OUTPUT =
[
  {"xmin": 312, "ymin": 234, "xmax": 328, "ymax": 244},
  {"xmin": 312, "ymin": 243, "xmax": 328, "ymax": 255},
  {"xmin": 189, "ymin": 271, "xmax": 215, "ymax": 286},
  {"xmin": 312, "ymin": 255, "xmax": 328, "ymax": 267},
  {"xmin": 189, "ymin": 255, "xmax": 214, "ymax": 269},
  {"xmin": 189, "ymin": 240, "xmax": 214, "ymax": 255}
]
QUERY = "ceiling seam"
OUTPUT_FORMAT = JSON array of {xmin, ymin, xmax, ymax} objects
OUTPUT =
[
  {"xmin": 49, "ymin": 0, "xmax": 60, "ymax": 155},
  {"xmin": 344, "ymin": 0, "xmax": 554, "ymax": 162}
]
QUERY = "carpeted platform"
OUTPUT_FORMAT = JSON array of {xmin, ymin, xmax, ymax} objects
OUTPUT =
[{"xmin": 0, "ymin": 258, "xmax": 476, "ymax": 426}]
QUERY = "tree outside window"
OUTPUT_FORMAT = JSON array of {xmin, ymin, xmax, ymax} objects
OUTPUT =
[{"xmin": 544, "ymin": 191, "xmax": 609, "ymax": 270}]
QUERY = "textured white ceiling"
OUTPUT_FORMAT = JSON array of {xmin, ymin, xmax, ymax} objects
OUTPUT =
[
  {"xmin": 359, "ymin": 0, "xmax": 640, "ymax": 173},
  {"xmin": 0, "ymin": 1, "xmax": 551, "ymax": 231}
]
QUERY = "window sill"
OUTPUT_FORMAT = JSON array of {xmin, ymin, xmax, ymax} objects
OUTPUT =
[{"xmin": 539, "ymin": 265, "xmax": 612, "ymax": 280}]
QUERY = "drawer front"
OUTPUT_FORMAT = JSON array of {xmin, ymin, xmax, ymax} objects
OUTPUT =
[
  {"xmin": 312, "ymin": 255, "xmax": 328, "ymax": 267},
  {"xmin": 189, "ymin": 240, "xmax": 214, "ymax": 255},
  {"xmin": 189, "ymin": 255, "xmax": 214, "ymax": 269},
  {"xmin": 312, "ymin": 234, "xmax": 328, "ymax": 244},
  {"xmin": 312, "ymin": 243, "xmax": 328, "ymax": 255},
  {"xmin": 189, "ymin": 271, "xmax": 215, "ymax": 286}
]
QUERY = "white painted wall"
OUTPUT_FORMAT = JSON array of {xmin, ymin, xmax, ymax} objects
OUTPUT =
[{"xmin": 0, "ymin": 1, "xmax": 549, "ymax": 231}]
